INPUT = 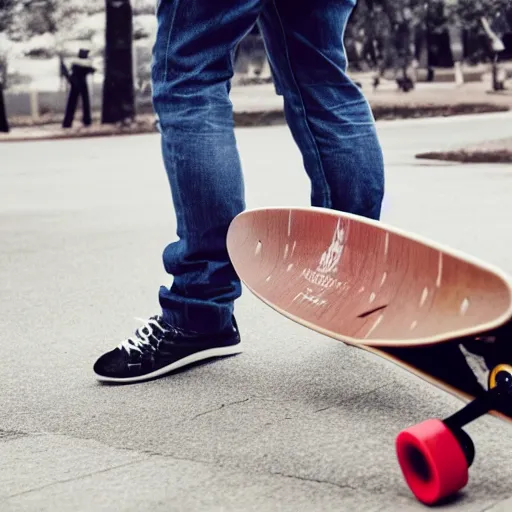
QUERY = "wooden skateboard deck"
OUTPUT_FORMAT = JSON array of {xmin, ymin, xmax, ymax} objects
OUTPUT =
[
  {"xmin": 226, "ymin": 206, "xmax": 512, "ymax": 421},
  {"xmin": 226, "ymin": 206, "xmax": 512, "ymax": 505}
]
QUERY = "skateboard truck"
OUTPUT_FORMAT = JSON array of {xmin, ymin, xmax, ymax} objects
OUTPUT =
[
  {"xmin": 395, "ymin": 365, "xmax": 512, "ymax": 506},
  {"xmin": 444, "ymin": 366, "xmax": 512, "ymax": 435}
]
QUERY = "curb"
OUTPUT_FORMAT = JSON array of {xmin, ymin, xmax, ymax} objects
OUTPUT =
[
  {"xmin": 1, "ymin": 103, "xmax": 509, "ymax": 143},
  {"xmin": 371, "ymin": 102, "xmax": 509, "ymax": 121},
  {"xmin": 234, "ymin": 109, "xmax": 285, "ymax": 127},
  {"xmin": 0, "ymin": 123, "xmax": 157, "ymax": 143},
  {"xmin": 416, "ymin": 150, "xmax": 512, "ymax": 164}
]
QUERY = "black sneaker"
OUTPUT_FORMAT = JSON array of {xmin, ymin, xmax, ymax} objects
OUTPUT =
[{"xmin": 93, "ymin": 315, "xmax": 242, "ymax": 383}]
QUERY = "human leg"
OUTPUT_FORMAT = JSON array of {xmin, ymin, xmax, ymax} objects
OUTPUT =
[
  {"xmin": 62, "ymin": 82, "xmax": 79, "ymax": 128},
  {"xmin": 94, "ymin": 0, "xmax": 265, "ymax": 383},
  {"xmin": 258, "ymin": 0, "xmax": 385, "ymax": 218},
  {"xmin": 152, "ymin": 0, "xmax": 266, "ymax": 334},
  {"xmin": 80, "ymin": 79, "xmax": 92, "ymax": 126}
]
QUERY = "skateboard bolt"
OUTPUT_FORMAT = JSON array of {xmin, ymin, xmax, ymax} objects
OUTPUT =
[{"xmin": 495, "ymin": 371, "xmax": 512, "ymax": 395}]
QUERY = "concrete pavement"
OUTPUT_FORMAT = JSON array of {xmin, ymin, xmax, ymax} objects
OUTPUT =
[{"xmin": 2, "ymin": 112, "xmax": 512, "ymax": 511}]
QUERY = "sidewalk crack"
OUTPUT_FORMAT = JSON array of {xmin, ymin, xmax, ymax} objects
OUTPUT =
[{"xmin": 184, "ymin": 398, "xmax": 251, "ymax": 423}]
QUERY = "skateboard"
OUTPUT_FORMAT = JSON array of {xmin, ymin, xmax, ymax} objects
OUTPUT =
[{"xmin": 226, "ymin": 206, "xmax": 512, "ymax": 506}]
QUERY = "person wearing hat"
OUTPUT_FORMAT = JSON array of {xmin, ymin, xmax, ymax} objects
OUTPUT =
[{"xmin": 62, "ymin": 49, "xmax": 96, "ymax": 128}]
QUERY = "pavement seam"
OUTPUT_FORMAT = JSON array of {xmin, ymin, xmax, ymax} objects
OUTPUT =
[
  {"xmin": 0, "ymin": 458, "xmax": 151, "ymax": 501},
  {"xmin": 481, "ymin": 496, "xmax": 512, "ymax": 512},
  {"xmin": 261, "ymin": 470, "xmax": 411, "ymax": 499},
  {"xmin": 3, "ymin": 431, "xmax": 237, "ymax": 477},
  {"xmin": 1, "ymin": 430, "xmax": 392, "ymax": 499}
]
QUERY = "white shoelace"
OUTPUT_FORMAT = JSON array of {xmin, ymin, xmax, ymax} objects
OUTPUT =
[{"xmin": 118, "ymin": 317, "xmax": 169, "ymax": 354}]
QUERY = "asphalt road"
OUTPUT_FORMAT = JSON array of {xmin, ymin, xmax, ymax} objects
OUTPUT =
[{"xmin": 2, "ymin": 112, "xmax": 512, "ymax": 511}]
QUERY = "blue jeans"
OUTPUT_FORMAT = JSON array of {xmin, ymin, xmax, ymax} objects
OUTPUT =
[{"xmin": 151, "ymin": 0, "xmax": 385, "ymax": 333}]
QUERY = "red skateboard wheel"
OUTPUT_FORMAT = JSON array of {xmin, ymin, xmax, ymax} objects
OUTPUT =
[{"xmin": 396, "ymin": 419, "xmax": 469, "ymax": 505}]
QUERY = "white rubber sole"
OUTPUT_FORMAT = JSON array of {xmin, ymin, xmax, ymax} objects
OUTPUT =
[{"xmin": 94, "ymin": 344, "xmax": 243, "ymax": 384}]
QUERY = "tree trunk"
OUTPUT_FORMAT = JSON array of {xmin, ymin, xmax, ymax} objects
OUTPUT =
[
  {"xmin": 0, "ymin": 86, "xmax": 9, "ymax": 133},
  {"xmin": 101, "ymin": 0, "xmax": 135, "ymax": 124},
  {"xmin": 448, "ymin": 24, "xmax": 464, "ymax": 86},
  {"xmin": 0, "ymin": 58, "xmax": 8, "ymax": 132}
]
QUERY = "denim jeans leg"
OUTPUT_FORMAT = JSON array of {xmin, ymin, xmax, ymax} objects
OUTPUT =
[
  {"xmin": 151, "ymin": 0, "xmax": 263, "ymax": 333},
  {"xmin": 258, "ymin": 0, "xmax": 385, "ymax": 219}
]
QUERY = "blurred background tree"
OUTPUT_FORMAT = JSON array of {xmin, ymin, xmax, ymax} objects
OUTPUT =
[
  {"xmin": 0, "ymin": 0, "xmax": 15, "ymax": 33},
  {"xmin": 347, "ymin": 1, "xmax": 447, "ymax": 89},
  {"xmin": 345, "ymin": 0, "xmax": 511, "ymax": 90}
]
